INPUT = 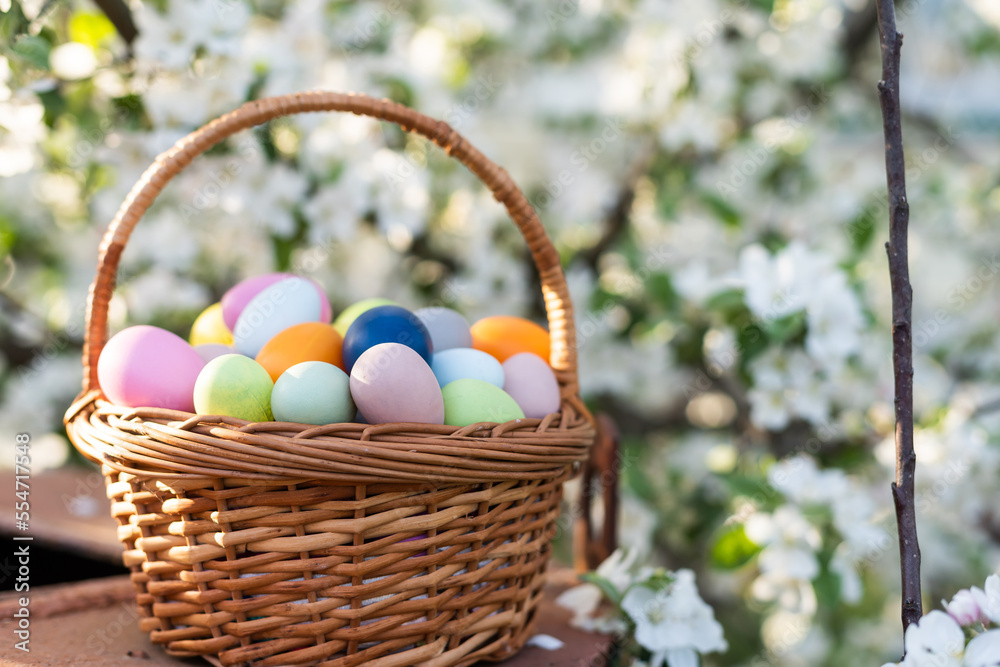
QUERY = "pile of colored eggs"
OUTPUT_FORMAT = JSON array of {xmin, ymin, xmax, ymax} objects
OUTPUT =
[{"xmin": 96, "ymin": 273, "xmax": 562, "ymax": 427}]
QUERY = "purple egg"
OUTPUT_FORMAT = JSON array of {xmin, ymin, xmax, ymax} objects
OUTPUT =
[
  {"xmin": 221, "ymin": 273, "xmax": 331, "ymax": 330},
  {"xmin": 97, "ymin": 325, "xmax": 206, "ymax": 412},
  {"xmin": 350, "ymin": 343, "xmax": 444, "ymax": 424},
  {"xmin": 502, "ymin": 352, "xmax": 561, "ymax": 419}
]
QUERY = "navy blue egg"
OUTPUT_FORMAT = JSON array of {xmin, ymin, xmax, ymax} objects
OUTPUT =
[{"xmin": 342, "ymin": 305, "xmax": 433, "ymax": 372}]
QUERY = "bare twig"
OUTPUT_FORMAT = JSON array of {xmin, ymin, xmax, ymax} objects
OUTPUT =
[
  {"xmin": 875, "ymin": 0, "xmax": 922, "ymax": 634},
  {"xmin": 91, "ymin": 0, "xmax": 138, "ymax": 46},
  {"xmin": 580, "ymin": 147, "xmax": 654, "ymax": 270}
]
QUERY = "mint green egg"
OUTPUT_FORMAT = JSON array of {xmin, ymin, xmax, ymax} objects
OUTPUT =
[
  {"xmin": 193, "ymin": 354, "xmax": 274, "ymax": 422},
  {"xmin": 441, "ymin": 378, "xmax": 525, "ymax": 427},
  {"xmin": 272, "ymin": 361, "xmax": 354, "ymax": 425}
]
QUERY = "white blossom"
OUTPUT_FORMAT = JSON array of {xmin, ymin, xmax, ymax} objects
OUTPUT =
[
  {"xmin": 900, "ymin": 611, "xmax": 965, "ymax": 667},
  {"xmin": 745, "ymin": 506, "xmax": 821, "ymax": 582},
  {"xmin": 964, "ymin": 630, "xmax": 1000, "ymax": 667},
  {"xmin": 621, "ymin": 569, "xmax": 727, "ymax": 667}
]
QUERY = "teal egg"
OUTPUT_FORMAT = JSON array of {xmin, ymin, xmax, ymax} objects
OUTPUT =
[
  {"xmin": 271, "ymin": 361, "xmax": 354, "ymax": 425},
  {"xmin": 441, "ymin": 378, "xmax": 525, "ymax": 427},
  {"xmin": 193, "ymin": 354, "xmax": 274, "ymax": 422}
]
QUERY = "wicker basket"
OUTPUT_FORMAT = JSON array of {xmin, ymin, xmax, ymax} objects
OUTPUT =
[{"xmin": 64, "ymin": 91, "xmax": 596, "ymax": 667}]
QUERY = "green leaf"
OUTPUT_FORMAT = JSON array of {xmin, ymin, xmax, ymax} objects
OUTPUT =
[
  {"xmin": 711, "ymin": 524, "xmax": 762, "ymax": 570},
  {"xmin": 704, "ymin": 288, "xmax": 746, "ymax": 316},
  {"xmin": 845, "ymin": 207, "xmax": 877, "ymax": 254},
  {"xmin": 0, "ymin": 2, "xmax": 30, "ymax": 45},
  {"xmin": 702, "ymin": 192, "xmax": 741, "ymax": 228},
  {"xmin": 35, "ymin": 87, "xmax": 66, "ymax": 127},
  {"xmin": 580, "ymin": 571, "xmax": 624, "ymax": 607},
  {"xmin": 640, "ymin": 569, "xmax": 675, "ymax": 593},
  {"xmin": 10, "ymin": 35, "xmax": 51, "ymax": 71},
  {"xmin": 764, "ymin": 311, "xmax": 805, "ymax": 344},
  {"xmin": 736, "ymin": 321, "xmax": 768, "ymax": 364},
  {"xmin": 647, "ymin": 272, "xmax": 678, "ymax": 309}
]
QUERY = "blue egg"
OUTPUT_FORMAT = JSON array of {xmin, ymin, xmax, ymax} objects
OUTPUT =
[
  {"xmin": 431, "ymin": 348, "xmax": 504, "ymax": 388},
  {"xmin": 232, "ymin": 277, "xmax": 322, "ymax": 357},
  {"xmin": 341, "ymin": 305, "xmax": 433, "ymax": 373}
]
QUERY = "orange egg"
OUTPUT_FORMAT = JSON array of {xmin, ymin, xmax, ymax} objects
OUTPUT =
[
  {"xmin": 255, "ymin": 322, "xmax": 344, "ymax": 381},
  {"xmin": 470, "ymin": 316, "xmax": 550, "ymax": 363}
]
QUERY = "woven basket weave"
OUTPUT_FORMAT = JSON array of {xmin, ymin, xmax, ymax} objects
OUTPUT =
[{"xmin": 64, "ymin": 91, "xmax": 596, "ymax": 667}]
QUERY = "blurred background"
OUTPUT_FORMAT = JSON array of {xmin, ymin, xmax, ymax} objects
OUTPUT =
[{"xmin": 2, "ymin": 0, "xmax": 1000, "ymax": 664}]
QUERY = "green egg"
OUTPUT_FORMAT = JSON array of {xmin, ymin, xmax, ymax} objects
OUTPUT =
[
  {"xmin": 193, "ymin": 354, "xmax": 274, "ymax": 422},
  {"xmin": 333, "ymin": 298, "xmax": 399, "ymax": 337},
  {"xmin": 441, "ymin": 378, "xmax": 525, "ymax": 427}
]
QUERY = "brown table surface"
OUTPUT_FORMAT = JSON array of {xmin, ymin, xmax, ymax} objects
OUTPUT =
[{"xmin": 1, "ymin": 468, "xmax": 614, "ymax": 666}]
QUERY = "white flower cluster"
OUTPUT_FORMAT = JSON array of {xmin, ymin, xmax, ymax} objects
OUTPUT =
[
  {"xmin": 742, "ymin": 456, "xmax": 881, "ymax": 656},
  {"xmin": 556, "ymin": 549, "xmax": 727, "ymax": 667},
  {"xmin": 881, "ymin": 575, "xmax": 1000, "ymax": 667},
  {"xmin": 679, "ymin": 241, "xmax": 865, "ymax": 431}
]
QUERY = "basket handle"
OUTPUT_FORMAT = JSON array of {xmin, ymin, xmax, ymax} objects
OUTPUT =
[{"xmin": 81, "ymin": 91, "xmax": 580, "ymax": 401}]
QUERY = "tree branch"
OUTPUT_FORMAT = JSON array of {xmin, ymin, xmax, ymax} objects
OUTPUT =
[
  {"xmin": 875, "ymin": 0, "xmax": 922, "ymax": 635},
  {"xmin": 90, "ymin": 0, "xmax": 138, "ymax": 46}
]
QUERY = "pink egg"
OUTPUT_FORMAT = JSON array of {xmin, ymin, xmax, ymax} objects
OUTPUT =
[
  {"xmin": 350, "ymin": 343, "xmax": 444, "ymax": 425},
  {"xmin": 501, "ymin": 352, "xmax": 561, "ymax": 419},
  {"xmin": 97, "ymin": 325, "xmax": 206, "ymax": 412},
  {"xmin": 221, "ymin": 273, "xmax": 331, "ymax": 330},
  {"xmin": 194, "ymin": 343, "xmax": 237, "ymax": 363}
]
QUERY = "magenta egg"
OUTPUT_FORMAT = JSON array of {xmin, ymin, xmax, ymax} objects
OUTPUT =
[{"xmin": 97, "ymin": 325, "xmax": 206, "ymax": 412}]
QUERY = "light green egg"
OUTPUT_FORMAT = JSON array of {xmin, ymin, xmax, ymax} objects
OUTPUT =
[
  {"xmin": 333, "ymin": 298, "xmax": 398, "ymax": 336},
  {"xmin": 272, "ymin": 361, "xmax": 354, "ymax": 425},
  {"xmin": 194, "ymin": 354, "xmax": 274, "ymax": 422},
  {"xmin": 441, "ymin": 378, "xmax": 525, "ymax": 427}
]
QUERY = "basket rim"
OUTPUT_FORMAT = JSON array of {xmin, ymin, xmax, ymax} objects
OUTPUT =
[{"xmin": 67, "ymin": 393, "xmax": 595, "ymax": 484}]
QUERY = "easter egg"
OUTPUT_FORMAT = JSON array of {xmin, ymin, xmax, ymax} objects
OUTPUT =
[
  {"xmin": 193, "ymin": 354, "xmax": 274, "ymax": 422},
  {"xmin": 271, "ymin": 361, "xmax": 354, "ymax": 425},
  {"xmin": 414, "ymin": 307, "xmax": 472, "ymax": 352},
  {"xmin": 502, "ymin": 352, "xmax": 561, "ymax": 419},
  {"xmin": 189, "ymin": 302, "xmax": 233, "ymax": 346},
  {"xmin": 350, "ymin": 343, "xmax": 444, "ymax": 425},
  {"xmin": 441, "ymin": 379, "xmax": 524, "ymax": 427},
  {"xmin": 221, "ymin": 273, "xmax": 331, "ymax": 330},
  {"xmin": 470, "ymin": 316, "xmax": 550, "ymax": 363},
  {"xmin": 194, "ymin": 343, "xmax": 237, "ymax": 363},
  {"xmin": 333, "ymin": 297, "xmax": 398, "ymax": 336},
  {"xmin": 255, "ymin": 322, "xmax": 344, "ymax": 381},
  {"xmin": 232, "ymin": 276, "xmax": 322, "ymax": 357},
  {"xmin": 97, "ymin": 325, "xmax": 206, "ymax": 412},
  {"xmin": 431, "ymin": 348, "xmax": 504, "ymax": 388},
  {"xmin": 342, "ymin": 305, "xmax": 432, "ymax": 373}
]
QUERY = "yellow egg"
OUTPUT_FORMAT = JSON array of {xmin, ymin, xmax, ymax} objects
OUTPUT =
[{"xmin": 189, "ymin": 302, "xmax": 233, "ymax": 346}]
